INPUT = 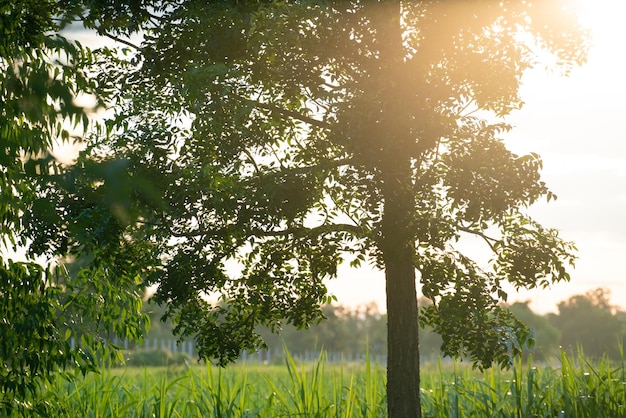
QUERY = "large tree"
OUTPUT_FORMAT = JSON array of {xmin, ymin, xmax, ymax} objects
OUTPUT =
[{"xmin": 59, "ymin": 1, "xmax": 586, "ymax": 416}]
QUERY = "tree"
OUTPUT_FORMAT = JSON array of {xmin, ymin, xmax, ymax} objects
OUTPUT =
[
  {"xmin": 257, "ymin": 302, "xmax": 388, "ymax": 358},
  {"xmin": 506, "ymin": 301, "xmax": 561, "ymax": 362},
  {"xmin": 60, "ymin": 1, "xmax": 587, "ymax": 416},
  {"xmin": 550, "ymin": 288, "xmax": 625, "ymax": 360},
  {"xmin": 0, "ymin": 1, "xmax": 148, "ymax": 413}
]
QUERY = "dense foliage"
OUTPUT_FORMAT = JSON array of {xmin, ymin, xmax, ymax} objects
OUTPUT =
[{"xmin": 0, "ymin": 1, "xmax": 147, "ymax": 414}]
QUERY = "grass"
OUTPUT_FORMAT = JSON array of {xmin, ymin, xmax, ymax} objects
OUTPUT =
[
  {"xmin": 421, "ymin": 348, "xmax": 626, "ymax": 418},
  {"xmin": 2, "ymin": 349, "xmax": 626, "ymax": 417}
]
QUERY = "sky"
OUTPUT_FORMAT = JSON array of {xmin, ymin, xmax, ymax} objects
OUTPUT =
[{"xmin": 326, "ymin": 0, "xmax": 626, "ymax": 314}]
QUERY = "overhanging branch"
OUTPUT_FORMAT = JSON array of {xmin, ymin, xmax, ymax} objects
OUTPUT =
[
  {"xmin": 252, "ymin": 101, "xmax": 333, "ymax": 130},
  {"xmin": 168, "ymin": 222, "xmax": 365, "ymax": 241},
  {"xmin": 458, "ymin": 225, "xmax": 499, "ymax": 253},
  {"xmin": 102, "ymin": 32, "xmax": 141, "ymax": 50},
  {"xmin": 250, "ymin": 223, "xmax": 364, "ymax": 238}
]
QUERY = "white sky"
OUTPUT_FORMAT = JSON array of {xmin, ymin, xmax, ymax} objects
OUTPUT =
[{"xmin": 327, "ymin": 0, "xmax": 626, "ymax": 314}]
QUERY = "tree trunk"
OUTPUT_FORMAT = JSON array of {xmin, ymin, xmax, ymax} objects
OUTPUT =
[
  {"xmin": 371, "ymin": 1, "xmax": 422, "ymax": 416},
  {"xmin": 382, "ymin": 172, "xmax": 422, "ymax": 418}
]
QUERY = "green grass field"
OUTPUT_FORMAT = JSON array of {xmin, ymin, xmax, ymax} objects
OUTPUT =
[{"xmin": 6, "ymin": 350, "xmax": 626, "ymax": 417}]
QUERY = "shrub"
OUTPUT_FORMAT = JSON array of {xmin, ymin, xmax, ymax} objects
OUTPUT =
[{"xmin": 123, "ymin": 348, "xmax": 191, "ymax": 367}]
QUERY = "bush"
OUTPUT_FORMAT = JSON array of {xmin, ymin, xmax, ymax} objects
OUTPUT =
[{"xmin": 123, "ymin": 348, "xmax": 191, "ymax": 367}]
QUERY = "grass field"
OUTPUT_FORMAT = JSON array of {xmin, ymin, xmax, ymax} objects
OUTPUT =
[{"xmin": 6, "ymin": 349, "xmax": 626, "ymax": 417}]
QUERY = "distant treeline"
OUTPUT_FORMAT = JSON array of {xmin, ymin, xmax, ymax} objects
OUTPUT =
[{"xmin": 142, "ymin": 287, "xmax": 625, "ymax": 363}]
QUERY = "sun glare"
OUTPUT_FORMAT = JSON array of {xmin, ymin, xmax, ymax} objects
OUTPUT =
[{"xmin": 574, "ymin": 0, "xmax": 626, "ymax": 49}]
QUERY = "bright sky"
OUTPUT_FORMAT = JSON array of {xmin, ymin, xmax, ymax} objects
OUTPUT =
[{"xmin": 327, "ymin": 0, "xmax": 626, "ymax": 314}]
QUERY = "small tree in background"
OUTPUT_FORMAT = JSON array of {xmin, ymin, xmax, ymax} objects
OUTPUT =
[
  {"xmin": 550, "ymin": 288, "xmax": 625, "ymax": 360},
  {"xmin": 506, "ymin": 301, "xmax": 561, "ymax": 362}
]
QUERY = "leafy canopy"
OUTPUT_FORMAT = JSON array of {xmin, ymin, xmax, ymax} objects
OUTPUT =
[{"xmin": 55, "ymin": 0, "xmax": 584, "ymax": 371}]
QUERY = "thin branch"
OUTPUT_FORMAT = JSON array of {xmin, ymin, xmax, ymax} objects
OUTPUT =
[
  {"xmin": 241, "ymin": 149, "xmax": 261, "ymax": 175},
  {"xmin": 270, "ymin": 146, "xmax": 286, "ymax": 169},
  {"xmin": 328, "ymin": 191, "xmax": 362, "ymax": 234},
  {"xmin": 322, "ymin": 82, "xmax": 341, "ymax": 90},
  {"xmin": 168, "ymin": 222, "xmax": 365, "ymax": 241},
  {"xmin": 147, "ymin": 11, "xmax": 168, "ymax": 22},
  {"xmin": 249, "ymin": 223, "xmax": 364, "ymax": 239},
  {"xmin": 457, "ymin": 97, "xmax": 475, "ymax": 117},
  {"xmin": 458, "ymin": 225, "xmax": 499, "ymax": 253},
  {"xmin": 254, "ymin": 157, "xmax": 354, "ymax": 177},
  {"xmin": 102, "ymin": 32, "xmax": 141, "ymax": 50},
  {"xmin": 252, "ymin": 101, "xmax": 333, "ymax": 130}
]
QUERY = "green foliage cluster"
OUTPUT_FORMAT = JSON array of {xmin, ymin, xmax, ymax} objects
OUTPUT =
[
  {"xmin": 63, "ymin": 4, "xmax": 586, "ymax": 393},
  {"xmin": 0, "ymin": 1, "xmax": 148, "ymax": 414}
]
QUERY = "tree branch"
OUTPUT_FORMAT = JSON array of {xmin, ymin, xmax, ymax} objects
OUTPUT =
[
  {"xmin": 241, "ymin": 148, "xmax": 261, "ymax": 175},
  {"xmin": 252, "ymin": 101, "xmax": 333, "ymax": 130},
  {"xmin": 250, "ymin": 223, "xmax": 364, "ymax": 238},
  {"xmin": 168, "ymin": 222, "xmax": 365, "ymax": 241},
  {"xmin": 102, "ymin": 32, "xmax": 141, "ymax": 50},
  {"xmin": 249, "ymin": 156, "xmax": 354, "ymax": 178},
  {"xmin": 458, "ymin": 225, "xmax": 499, "ymax": 253}
]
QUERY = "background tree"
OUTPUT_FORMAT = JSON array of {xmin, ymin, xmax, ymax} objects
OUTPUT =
[
  {"xmin": 0, "ymin": 1, "xmax": 148, "ymax": 413},
  {"xmin": 506, "ymin": 301, "xmax": 561, "ymax": 362},
  {"xmin": 257, "ymin": 302, "xmax": 388, "ymax": 359},
  {"xmin": 55, "ymin": 1, "xmax": 587, "ymax": 416},
  {"xmin": 549, "ymin": 288, "xmax": 625, "ymax": 360}
]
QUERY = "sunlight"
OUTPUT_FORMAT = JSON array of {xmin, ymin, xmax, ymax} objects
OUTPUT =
[{"xmin": 574, "ymin": 0, "xmax": 625, "ymax": 48}]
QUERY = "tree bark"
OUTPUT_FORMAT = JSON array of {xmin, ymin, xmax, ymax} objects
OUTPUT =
[{"xmin": 382, "ymin": 169, "xmax": 422, "ymax": 418}]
